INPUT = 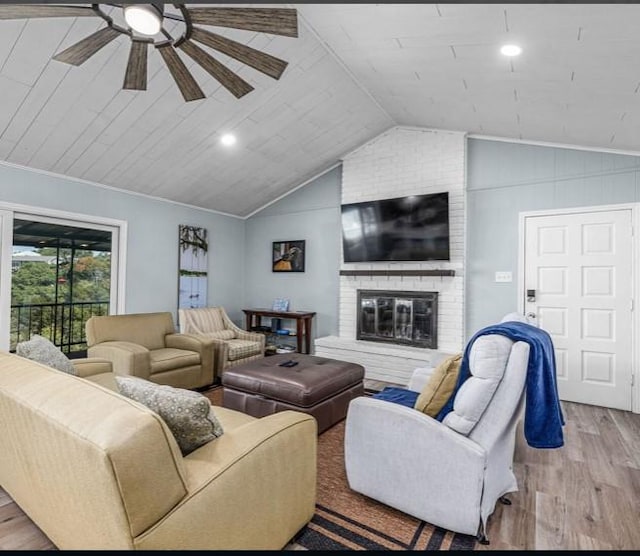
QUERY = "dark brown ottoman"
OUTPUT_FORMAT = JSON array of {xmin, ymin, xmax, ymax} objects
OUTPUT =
[{"xmin": 221, "ymin": 353, "xmax": 365, "ymax": 434}]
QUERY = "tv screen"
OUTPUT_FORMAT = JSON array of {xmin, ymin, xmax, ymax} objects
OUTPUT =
[{"xmin": 341, "ymin": 192, "xmax": 450, "ymax": 262}]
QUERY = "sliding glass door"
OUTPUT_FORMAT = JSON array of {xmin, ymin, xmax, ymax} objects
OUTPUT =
[{"xmin": 0, "ymin": 205, "xmax": 126, "ymax": 354}]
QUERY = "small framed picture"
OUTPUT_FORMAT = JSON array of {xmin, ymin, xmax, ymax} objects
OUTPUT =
[
  {"xmin": 272, "ymin": 240, "xmax": 305, "ymax": 272},
  {"xmin": 272, "ymin": 298, "xmax": 290, "ymax": 311}
]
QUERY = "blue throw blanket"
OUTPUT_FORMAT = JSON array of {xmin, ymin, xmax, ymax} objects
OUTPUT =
[
  {"xmin": 372, "ymin": 386, "xmax": 419, "ymax": 408},
  {"xmin": 436, "ymin": 321, "xmax": 565, "ymax": 449}
]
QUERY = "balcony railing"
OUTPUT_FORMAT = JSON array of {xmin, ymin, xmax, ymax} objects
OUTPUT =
[{"xmin": 10, "ymin": 301, "xmax": 109, "ymax": 355}]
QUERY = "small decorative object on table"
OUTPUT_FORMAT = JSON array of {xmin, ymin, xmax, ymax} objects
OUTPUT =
[{"xmin": 272, "ymin": 298, "xmax": 290, "ymax": 311}]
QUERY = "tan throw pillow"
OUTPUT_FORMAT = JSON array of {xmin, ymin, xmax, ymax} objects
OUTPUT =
[
  {"xmin": 414, "ymin": 353, "xmax": 463, "ymax": 417},
  {"xmin": 115, "ymin": 376, "xmax": 223, "ymax": 455}
]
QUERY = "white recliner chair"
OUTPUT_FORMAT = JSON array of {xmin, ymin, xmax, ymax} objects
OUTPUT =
[{"xmin": 343, "ymin": 316, "xmax": 531, "ymax": 542}]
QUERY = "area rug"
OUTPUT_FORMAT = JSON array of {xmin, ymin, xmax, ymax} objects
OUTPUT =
[{"xmin": 204, "ymin": 386, "xmax": 476, "ymax": 551}]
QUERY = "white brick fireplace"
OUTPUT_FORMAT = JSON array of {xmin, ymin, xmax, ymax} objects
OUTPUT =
[{"xmin": 314, "ymin": 126, "xmax": 466, "ymax": 385}]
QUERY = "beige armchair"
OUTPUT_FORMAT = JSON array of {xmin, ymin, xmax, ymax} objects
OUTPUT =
[
  {"xmin": 71, "ymin": 357, "xmax": 117, "ymax": 390},
  {"xmin": 178, "ymin": 306, "xmax": 265, "ymax": 379},
  {"xmin": 86, "ymin": 311, "xmax": 215, "ymax": 389}
]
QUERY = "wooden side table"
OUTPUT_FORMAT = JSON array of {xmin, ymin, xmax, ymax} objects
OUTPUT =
[{"xmin": 242, "ymin": 309, "xmax": 316, "ymax": 354}]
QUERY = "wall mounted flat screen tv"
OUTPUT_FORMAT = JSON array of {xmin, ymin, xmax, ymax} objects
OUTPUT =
[{"xmin": 341, "ymin": 192, "xmax": 450, "ymax": 262}]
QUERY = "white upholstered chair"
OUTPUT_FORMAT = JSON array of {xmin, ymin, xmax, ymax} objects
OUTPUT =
[
  {"xmin": 178, "ymin": 306, "xmax": 265, "ymax": 380},
  {"xmin": 343, "ymin": 318, "xmax": 531, "ymax": 542}
]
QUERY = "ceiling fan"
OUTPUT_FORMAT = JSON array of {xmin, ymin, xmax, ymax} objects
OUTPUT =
[{"xmin": 0, "ymin": 3, "xmax": 298, "ymax": 101}]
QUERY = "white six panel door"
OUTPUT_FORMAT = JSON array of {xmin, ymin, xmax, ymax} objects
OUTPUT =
[{"xmin": 524, "ymin": 209, "xmax": 633, "ymax": 410}]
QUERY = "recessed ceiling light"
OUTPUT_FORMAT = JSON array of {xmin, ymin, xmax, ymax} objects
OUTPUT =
[
  {"xmin": 220, "ymin": 134, "xmax": 237, "ymax": 147},
  {"xmin": 500, "ymin": 44, "xmax": 522, "ymax": 57}
]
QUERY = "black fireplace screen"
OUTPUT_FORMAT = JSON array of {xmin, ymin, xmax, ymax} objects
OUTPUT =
[{"xmin": 357, "ymin": 290, "xmax": 437, "ymax": 348}]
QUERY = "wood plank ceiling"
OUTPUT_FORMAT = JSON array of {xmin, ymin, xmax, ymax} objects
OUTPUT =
[{"xmin": 0, "ymin": 3, "xmax": 639, "ymax": 217}]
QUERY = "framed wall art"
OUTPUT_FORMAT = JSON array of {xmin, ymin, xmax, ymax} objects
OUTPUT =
[
  {"xmin": 178, "ymin": 225, "xmax": 208, "ymax": 309},
  {"xmin": 272, "ymin": 240, "xmax": 305, "ymax": 272}
]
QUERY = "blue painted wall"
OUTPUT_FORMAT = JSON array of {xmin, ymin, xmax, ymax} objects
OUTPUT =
[
  {"xmin": 244, "ymin": 166, "xmax": 342, "ymax": 344},
  {"xmin": 466, "ymin": 138, "xmax": 640, "ymax": 337},
  {"xmin": 0, "ymin": 163, "xmax": 246, "ymax": 326}
]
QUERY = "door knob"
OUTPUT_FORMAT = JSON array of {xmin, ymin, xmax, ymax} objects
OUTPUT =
[{"xmin": 526, "ymin": 312, "xmax": 536, "ymax": 319}]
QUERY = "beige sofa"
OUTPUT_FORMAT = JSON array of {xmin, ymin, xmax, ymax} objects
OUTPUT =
[
  {"xmin": 0, "ymin": 351, "xmax": 317, "ymax": 550},
  {"xmin": 86, "ymin": 311, "xmax": 215, "ymax": 389}
]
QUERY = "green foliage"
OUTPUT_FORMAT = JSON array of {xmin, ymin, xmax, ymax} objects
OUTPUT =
[
  {"xmin": 10, "ymin": 249, "xmax": 112, "ymax": 353},
  {"xmin": 11, "ymin": 262, "xmax": 57, "ymax": 304}
]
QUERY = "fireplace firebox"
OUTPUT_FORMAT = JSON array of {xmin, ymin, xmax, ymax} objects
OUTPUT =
[{"xmin": 357, "ymin": 290, "xmax": 438, "ymax": 348}]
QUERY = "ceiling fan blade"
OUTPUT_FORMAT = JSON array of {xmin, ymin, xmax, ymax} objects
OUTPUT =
[
  {"xmin": 178, "ymin": 40, "xmax": 253, "ymax": 99},
  {"xmin": 0, "ymin": 5, "xmax": 98, "ymax": 20},
  {"xmin": 156, "ymin": 44, "xmax": 205, "ymax": 102},
  {"xmin": 191, "ymin": 27, "xmax": 287, "ymax": 80},
  {"xmin": 188, "ymin": 7, "xmax": 298, "ymax": 38},
  {"xmin": 52, "ymin": 26, "xmax": 121, "ymax": 66},
  {"xmin": 123, "ymin": 40, "xmax": 148, "ymax": 91}
]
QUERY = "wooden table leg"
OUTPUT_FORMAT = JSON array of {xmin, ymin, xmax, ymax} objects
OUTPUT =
[
  {"xmin": 296, "ymin": 317, "xmax": 303, "ymax": 353},
  {"xmin": 305, "ymin": 317, "xmax": 312, "ymax": 354}
]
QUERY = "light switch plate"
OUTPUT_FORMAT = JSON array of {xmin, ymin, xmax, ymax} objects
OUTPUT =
[{"xmin": 495, "ymin": 271, "xmax": 512, "ymax": 283}]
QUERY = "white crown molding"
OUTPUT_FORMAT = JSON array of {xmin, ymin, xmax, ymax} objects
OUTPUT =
[
  {"xmin": 468, "ymin": 133, "xmax": 640, "ymax": 158},
  {"xmin": 0, "ymin": 159, "xmax": 243, "ymax": 220}
]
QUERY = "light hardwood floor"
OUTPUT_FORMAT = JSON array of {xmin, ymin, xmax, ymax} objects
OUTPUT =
[
  {"xmin": 1, "ymin": 399, "xmax": 639, "ymax": 550},
  {"xmin": 481, "ymin": 401, "xmax": 640, "ymax": 550}
]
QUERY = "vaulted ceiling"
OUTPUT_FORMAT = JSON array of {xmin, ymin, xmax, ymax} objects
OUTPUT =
[{"xmin": 1, "ymin": 3, "xmax": 639, "ymax": 217}]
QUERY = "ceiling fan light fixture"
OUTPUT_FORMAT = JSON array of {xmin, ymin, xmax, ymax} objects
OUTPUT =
[
  {"xmin": 0, "ymin": 3, "xmax": 298, "ymax": 103},
  {"xmin": 500, "ymin": 44, "xmax": 522, "ymax": 57},
  {"xmin": 124, "ymin": 4, "xmax": 163, "ymax": 36}
]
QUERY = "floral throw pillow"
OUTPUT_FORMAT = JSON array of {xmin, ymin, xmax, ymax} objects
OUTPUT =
[
  {"xmin": 115, "ymin": 376, "xmax": 224, "ymax": 455},
  {"xmin": 16, "ymin": 334, "xmax": 77, "ymax": 376}
]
